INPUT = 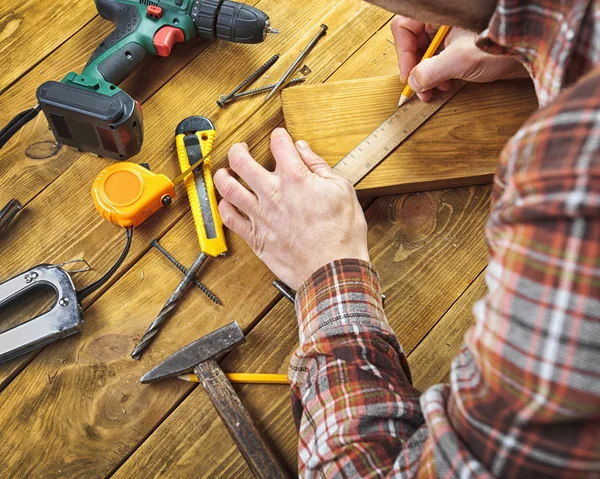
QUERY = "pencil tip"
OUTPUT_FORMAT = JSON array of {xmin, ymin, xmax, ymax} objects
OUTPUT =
[{"xmin": 398, "ymin": 95, "xmax": 408, "ymax": 107}]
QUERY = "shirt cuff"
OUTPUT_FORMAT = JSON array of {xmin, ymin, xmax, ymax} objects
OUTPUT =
[{"xmin": 294, "ymin": 258, "xmax": 389, "ymax": 346}]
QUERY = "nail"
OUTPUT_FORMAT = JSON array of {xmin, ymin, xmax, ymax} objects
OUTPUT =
[
  {"xmin": 296, "ymin": 140, "xmax": 309, "ymax": 151},
  {"xmin": 408, "ymin": 74, "xmax": 423, "ymax": 92}
]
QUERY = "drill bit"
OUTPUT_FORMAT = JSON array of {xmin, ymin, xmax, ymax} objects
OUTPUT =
[
  {"xmin": 217, "ymin": 54, "xmax": 280, "ymax": 108},
  {"xmin": 150, "ymin": 240, "xmax": 221, "ymax": 305},
  {"xmin": 131, "ymin": 251, "xmax": 208, "ymax": 360}
]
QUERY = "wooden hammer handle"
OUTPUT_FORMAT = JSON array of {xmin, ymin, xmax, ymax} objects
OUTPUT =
[{"xmin": 194, "ymin": 360, "xmax": 288, "ymax": 479}]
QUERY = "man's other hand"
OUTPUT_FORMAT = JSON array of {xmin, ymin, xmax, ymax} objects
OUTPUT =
[
  {"xmin": 391, "ymin": 16, "xmax": 528, "ymax": 102},
  {"xmin": 214, "ymin": 128, "xmax": 369, "ymax": 290}
]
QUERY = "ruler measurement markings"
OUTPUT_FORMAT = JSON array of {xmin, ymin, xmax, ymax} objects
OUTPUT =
[{"xmin": 333, "ymin": 81, "xmax": 466, "ymax": 186}]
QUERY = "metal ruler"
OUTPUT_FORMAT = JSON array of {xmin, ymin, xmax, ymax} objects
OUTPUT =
[{"xmin": 333, "ymin": 80, "xmax": 466, "ymax": 186}]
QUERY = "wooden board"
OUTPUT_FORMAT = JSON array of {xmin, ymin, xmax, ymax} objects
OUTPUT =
[
  {"xmin": 114, "ymin": 185, "xmax": 492, "ymax": 477},
  {"xmin": 0, "ymin": 3, "xmax": 527, "ymax": 477},
  {"xmin": 0, "ymin": 1, "xmax": 399, "ymax": 476},
  {"xmin": 0, "ymin": 0, "xmax": 97, "ymax": 92},
  {"xmin": 282, "ymin": 75, "xmax": 537, "ymax": 196},
  {"xmin": 0, "ymin": 0, "xmax": 393, "ymax": 386}
]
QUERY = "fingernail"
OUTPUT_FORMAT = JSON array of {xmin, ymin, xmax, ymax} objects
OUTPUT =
[
  {"xmin": 296, "ymin": 140, "xmax": 310, "ymax": 151},
  {"xmin": 408, "ymin": 74, "xmax": 423, "ymax": 92}
]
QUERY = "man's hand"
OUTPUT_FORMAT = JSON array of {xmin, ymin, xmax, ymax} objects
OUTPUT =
[
  {"xmin": 392, "ymin": 16, "xmax": 528, "ymax": 102},
  {"xmin": 214, "ymin": 128, "xmax": 369, "ymax": 290}
]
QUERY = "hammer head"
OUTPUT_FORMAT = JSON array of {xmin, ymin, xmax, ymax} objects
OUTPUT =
[{"xmin": 140, "ymin": 322, "xmax": 244, "ymax": 384}]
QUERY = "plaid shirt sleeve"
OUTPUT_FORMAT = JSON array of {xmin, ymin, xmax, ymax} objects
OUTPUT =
[{"xmin": 288, "ymin": 1, "xmax": 600, "ymax": 477}]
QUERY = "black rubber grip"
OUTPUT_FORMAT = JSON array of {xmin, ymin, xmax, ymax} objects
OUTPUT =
[
  {"xmin": 215, "ymin": 1, "xmax": 268, "ymax": 44},
  {"xmin": 96, "ymin": 43, "xmax": 146, "ymax": 85},
  {"xmin": 87, "ymin": 0, "xmax": 141, "ymax": 67},
  {"xmin": 191, "ymin": 0, "xmax": 225, "ymax": 41}
]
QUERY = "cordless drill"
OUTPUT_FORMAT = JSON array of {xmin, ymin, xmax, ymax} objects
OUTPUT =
[{"xmin": 35, "ymin": 0, "xmax": 277, "ymax": 160}]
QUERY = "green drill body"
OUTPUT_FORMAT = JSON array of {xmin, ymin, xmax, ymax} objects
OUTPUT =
[{"xmin": 35, "ymin": 0, "xmax": 274, "ymax": 159}]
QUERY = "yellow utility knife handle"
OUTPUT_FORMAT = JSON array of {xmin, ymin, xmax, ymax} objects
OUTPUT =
[{"xmin": 176, "ymin": 128, "xmax": 227, "ymax": 257}]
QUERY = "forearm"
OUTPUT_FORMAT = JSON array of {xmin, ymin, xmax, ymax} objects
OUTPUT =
[{"xmin": 289, "ymin": 259, "xmax": 424, "ymax": 477}]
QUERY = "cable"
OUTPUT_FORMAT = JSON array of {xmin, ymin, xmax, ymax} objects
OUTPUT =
[
  {"xmin": 77, "ymin": 227, "xmax": 134, "ymax": 301},
  {"xmin": 0, "ymin": 106, "xmax": 41, "ymax": 149}
]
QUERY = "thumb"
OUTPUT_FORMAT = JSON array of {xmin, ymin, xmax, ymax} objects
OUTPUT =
[
  {"xmin": 295, "ymin": 140, "xmax": 334, "ymax": 177},
  {"xmin": 408, "ymin": 49, "xmax": 465, "ymax": 92}
]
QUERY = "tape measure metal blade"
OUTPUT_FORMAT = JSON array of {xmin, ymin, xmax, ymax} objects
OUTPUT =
[{"xmin": 333, "ymin": 81, "xmax": 466, "ymax": 186}]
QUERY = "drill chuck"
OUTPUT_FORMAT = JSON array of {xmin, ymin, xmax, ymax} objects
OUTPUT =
[{"xmin": 191, "ymin": 0, "xmax": 274, "ymax": 44}]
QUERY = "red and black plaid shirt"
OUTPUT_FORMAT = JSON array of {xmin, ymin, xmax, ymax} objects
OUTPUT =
[{"xmin": 288, "ymin": 0, "xmax": 600, "ymax": 477}]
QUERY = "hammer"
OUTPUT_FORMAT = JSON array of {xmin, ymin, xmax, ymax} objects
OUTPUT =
[{"xmin": 141, "ymin": 322, "xmax": 288, "ymax": 479}]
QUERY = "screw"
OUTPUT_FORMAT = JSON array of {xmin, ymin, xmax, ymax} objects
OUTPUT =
[
  {"xmin": 150, "ymin": 239, "xmax": 221, "ymax": 305},
  {"xmin": 228, "ymin": 77, "xmax": 305, "ymax": 102},
  {"xmin": 265, "ymin": 24, "xmax": 328, "ymax": 103},
  {"xmin": 217, "ymin": 54, "xmax": 280, "ymax": 108},
  {"xmin": 59, "ymin": 298, "xmax": 69, "ymax": 307},
  {"xmin": 24, "ymin": 272, "xmax": 38, "ymax": 283}
]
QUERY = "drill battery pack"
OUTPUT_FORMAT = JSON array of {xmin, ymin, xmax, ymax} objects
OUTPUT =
[{"xmin": 36, "ymin": 81, "xmax": 143, "ymax": 160}]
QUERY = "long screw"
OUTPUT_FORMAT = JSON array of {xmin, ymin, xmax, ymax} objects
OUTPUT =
[
  {"xmin": 217, "ymin": 54, "xmax": 280, "ymax": 108},
  {"xmin": 131, "ymin": 252, "xmax": 209, "ymax": 360},
  {"xmin": 150, "ymin": 239, "xmax": 221, "ymax": 305},
  {"xmin": 229, "ymin": 77, "xmax": 305, "ymax": 102},
  {"xmin": 264, "ymin": 24, "xmax": 328, "ymax": 102}
]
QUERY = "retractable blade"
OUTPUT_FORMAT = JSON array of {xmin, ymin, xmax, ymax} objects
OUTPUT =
[{"xmin": 175, "ymin": 116, "xmax": 227, "ymax": 257}]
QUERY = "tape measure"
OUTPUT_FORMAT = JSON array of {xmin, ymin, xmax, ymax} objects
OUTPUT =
[
  {"xmin": 333, "ymin": 80, "xmax": 466, "ymax": 185},
  {"xmin": 91, "ymin": 116, "xmax": 222, "ymax": 237}
]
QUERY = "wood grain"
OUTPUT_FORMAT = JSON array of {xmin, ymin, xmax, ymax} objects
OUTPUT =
[
  {"xmin": 0, "ymin": 1, "xmax": 395, "ymax": 476},
  {"xmin": 282, "ymin": 75, "xmax": 537, "ymax": 196},
  {"xmin": 114, "ymin": 185, "xmax": 492, "ymax": 477},
  {"xmin": 0, "ymin": 0, "xmax": 392, "ymax": 386},
  {"xmin": 0, "ymin": 0, "xmax": 96, "ymax": 92},
  {"xmin": 410, "ymin": 271, "xmax": 486, "ymax": 390}
]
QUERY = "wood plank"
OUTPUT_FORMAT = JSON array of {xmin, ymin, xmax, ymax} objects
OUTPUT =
[
  {"xmin": 410, "ymin": 271, "xmax": 487, "ymax": 390},
  {"xmin": 0, "ymin": 2, "xmax": 395, "ymax": 476},
  {"xmin": 0, "ymin": 0, "xmax": 391, "ymax": 386},
  {"xmin": 114, "ymin": 185, "xmax": 491, "ymax": 477},
  {"xmin": 0, "ymin": 0, "xmax": 97, "ymax": 92},
  {"xmin": 282, "ymin": 75, "xmax": 537, "ymax": 196}
]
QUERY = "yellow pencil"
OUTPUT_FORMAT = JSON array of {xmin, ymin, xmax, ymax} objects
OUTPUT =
[
  {"xmin": 398, "ymin": 25, "xmax": 451, "ymax": 106},
  {"xmin": 178, "ymin": 372, "xmax": 289, "ymax": 384}
]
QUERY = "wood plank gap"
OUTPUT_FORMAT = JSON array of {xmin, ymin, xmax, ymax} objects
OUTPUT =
[
  {"xmin": 103, "ymin": 294, "xmax": 288, "ymax": 479},
  {"xmin": 0, "ymin": 0, "xmax": 385, "ymax": 392},
  {"xmin": 406, "ymin": 265, "xmax": 486, "ymax": 359}
]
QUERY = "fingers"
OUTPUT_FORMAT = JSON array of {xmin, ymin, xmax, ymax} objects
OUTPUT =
[
  {"xmin": 218, "ymin": 199, "xmax": 253, "ymax": 243},
  {"xmin": 408, "ymin": 47, "xmax": 465, "ymax": 97},
  {"xmin": 295, "ymin": 140, "xmax": 334, "ymax": 178},
  {"xmin": 227, "ymin": 142, "xmax": 272, "ymax": 193},
  {"xmin": 391, "ymin": 16, "xmax": 429, "ymax": 83},
  {"xmin": 214, "ymin": 167, "xmax": 258, "ymax": 217},
  {"xmin": 270, "ymin": 128, "xmax": 307, "ymax": 176}
]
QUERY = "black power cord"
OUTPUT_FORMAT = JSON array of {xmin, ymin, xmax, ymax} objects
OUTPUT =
[
  {"xmin": 77, "ymin": 227, "xmax": 134, "ymax": 302},
  {"xmin": 0, "ymin": 106, "xmax": 41, "ymax": 149}
]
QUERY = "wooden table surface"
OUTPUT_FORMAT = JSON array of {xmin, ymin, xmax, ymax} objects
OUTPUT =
[{"xmin": 0, "ymin": 0, "xmax": 536, "ymax": 477}]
